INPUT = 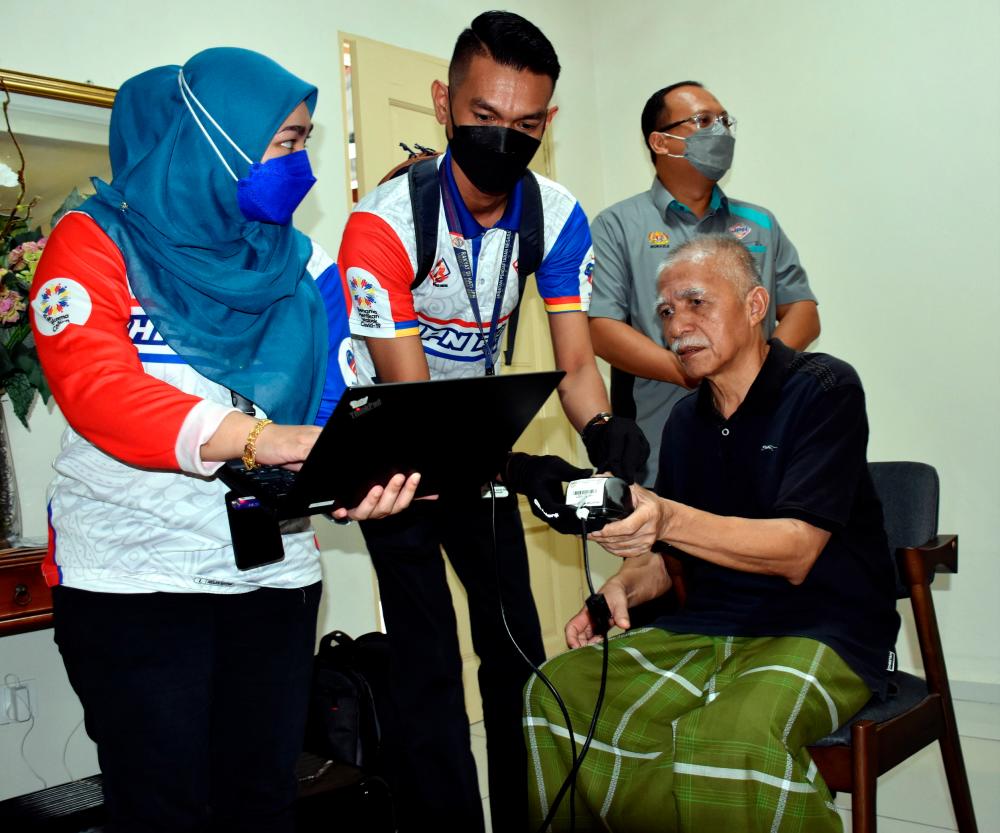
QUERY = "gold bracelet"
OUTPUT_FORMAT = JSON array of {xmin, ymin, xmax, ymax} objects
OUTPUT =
[{"xmin": 242, "ymin": 418, "xmax": 273, "ymax": 471}]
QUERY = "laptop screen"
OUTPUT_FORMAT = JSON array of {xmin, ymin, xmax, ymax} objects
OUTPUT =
[{"xmin": 296, "ymin": 370, "xmax": 565, "ymax": 507}]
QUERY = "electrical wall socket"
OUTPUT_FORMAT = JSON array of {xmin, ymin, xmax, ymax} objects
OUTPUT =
[{"xmin": 0, "ymin": 679, "xmax": 37, "ymax": 725}]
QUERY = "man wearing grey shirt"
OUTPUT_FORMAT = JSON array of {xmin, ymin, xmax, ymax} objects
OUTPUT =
[{"xmin": 590, "ymin": 81, "xmax": 820, "ymax": 485}]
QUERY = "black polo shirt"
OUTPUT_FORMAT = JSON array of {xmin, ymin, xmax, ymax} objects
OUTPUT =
[{"xmin": 653, "ymin": 339, "xmax": 900, "ymax": 695}]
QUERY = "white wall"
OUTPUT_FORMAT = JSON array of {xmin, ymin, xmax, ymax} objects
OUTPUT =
[
  {"xmin": 3, "ymin": 0, "xmax": 603, "ymax": 247},
  {"xmin": 585, "ymin": 0, "xmax": 1000, "ymax": 688}
]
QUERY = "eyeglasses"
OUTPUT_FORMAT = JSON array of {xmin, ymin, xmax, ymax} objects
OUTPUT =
[{"xmin": 657, "ymin": 112, "xmax": 737, "ymax": 133}]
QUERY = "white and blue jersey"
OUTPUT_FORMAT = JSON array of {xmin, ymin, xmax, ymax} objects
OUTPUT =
[
  {"xmin": 340, "ymin": 151, "xmax": 594, "ymax": 381},
  {"xmin": 30, "ymin": 211, "xmax": 356, "ymax": 593}
]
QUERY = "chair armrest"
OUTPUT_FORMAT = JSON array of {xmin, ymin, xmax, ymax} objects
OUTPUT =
[
  {"xmin": 662, "ymin": 552, "xmax": 687, "ymax": 608},
  {"xmin": 897, "ymin": 534, "xmax": 958, "ymax": 587}
]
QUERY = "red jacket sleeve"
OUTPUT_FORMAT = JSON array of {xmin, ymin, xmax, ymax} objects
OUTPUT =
[{"xmin": 30, "ymin": 212, "xmax": 203, "ymax": 470}]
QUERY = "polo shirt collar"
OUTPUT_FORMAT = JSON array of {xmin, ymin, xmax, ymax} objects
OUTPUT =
[
  {"xmin": 649, "ymin": 177, "xmax": 728, "ymax": 221},
  {"xmin": 441, "ymin": 148, "xmax": 523, "ymax": 238},
  {"xmin": 695, "ymin": 338, "xmax": 795, "ymax": 422}
]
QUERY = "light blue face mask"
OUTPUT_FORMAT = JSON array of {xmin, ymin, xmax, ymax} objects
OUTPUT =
[
  {"xmin": 659, "ymin": 120, "xmax": 736, "ymax": 181},
  {"xmin": 178, "ymin": 69, "xmax": 316, "ymax": 224}
]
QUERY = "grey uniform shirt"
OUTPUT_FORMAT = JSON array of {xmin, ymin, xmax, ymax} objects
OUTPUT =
[{"xmin": 590, "ymin": 178, "xmax": 816, "ymax": 485}]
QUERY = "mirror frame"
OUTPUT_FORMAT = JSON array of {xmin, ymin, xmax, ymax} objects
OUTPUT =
[{"xmin": 0, "ymin": 68, "xmax": 115, "ymax": 109}]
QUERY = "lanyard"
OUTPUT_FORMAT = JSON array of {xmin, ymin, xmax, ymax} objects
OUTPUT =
[{"xmin": 438, "ymin": 165, "xmax": 515, "ymax": 376}]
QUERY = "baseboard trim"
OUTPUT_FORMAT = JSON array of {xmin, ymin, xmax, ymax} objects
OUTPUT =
[{"xmin": 951, "ymin": 679, "xmax": 1000, "ymax": 704}]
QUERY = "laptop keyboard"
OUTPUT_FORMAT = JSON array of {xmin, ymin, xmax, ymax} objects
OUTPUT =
[{"xmin": 229, "ymin": 463, "xmax": 298, "ymax": 500}]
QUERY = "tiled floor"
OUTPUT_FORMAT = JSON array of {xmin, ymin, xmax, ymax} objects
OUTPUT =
[{"xmin": 471, "ymin": 696, "xmax": 999, "ymax": 832}]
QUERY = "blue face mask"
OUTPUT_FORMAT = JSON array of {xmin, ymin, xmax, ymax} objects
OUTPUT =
[
  {"xmin": 178, "ymin": 69, "xmax": 315, "ymax": 224},
  {"xmin": 237, "ymin": 150, "xmax": 316, "ymax": 224}
]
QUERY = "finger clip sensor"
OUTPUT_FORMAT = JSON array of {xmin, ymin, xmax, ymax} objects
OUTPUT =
[{"xmin": 565, "ymin": 476, "xmax": 635, "ymax": 532}]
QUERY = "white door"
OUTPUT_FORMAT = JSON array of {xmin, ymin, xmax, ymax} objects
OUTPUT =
[{"xmin": 343, "ymin": 33, "xmax": 586, "ymax": 721}]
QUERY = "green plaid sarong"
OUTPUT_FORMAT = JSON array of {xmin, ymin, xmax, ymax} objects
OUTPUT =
[{"xmin": 524, "ymin": 629, "xmax": 870, "ymax": 832}]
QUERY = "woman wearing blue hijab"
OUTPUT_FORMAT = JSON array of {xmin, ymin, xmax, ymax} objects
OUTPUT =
[{"xmin": 30, "ymin": 47, "xmax": 418, "ymax": 832}]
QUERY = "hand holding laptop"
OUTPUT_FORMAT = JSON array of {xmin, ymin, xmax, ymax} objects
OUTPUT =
[
  {"xmin": 207, "ymin": 413, "xmax": 423, "ymax": 521},
  {"xmin": 330, "ymin": 472, "xmax": 425, "ymax": 521},
  {"xmin": 252, "ymin": 427, "xmax": 429, "ymax": 517},
  {"xmin": 217, "ymin": 373, "xmax": 561, "ymax": 570}
]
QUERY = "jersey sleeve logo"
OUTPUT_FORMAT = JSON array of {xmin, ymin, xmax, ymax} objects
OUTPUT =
[
  {"xmin": 347, "ymin": 268, "xmax": 388, "ymax": 330},
  {"xmin": 31, "ymin": 278, "xmax": 93, "ymax": 336},
  {"xmin": 337, "ymin": 336, "xmax": 359, "ymax": 386},
  {"xmin": 351, "ymin": 275, "xmax": 376, "ymax": 308},
  {"xmin": 579, "ymin": 254, "xmax": 594, "ymax": 309}
]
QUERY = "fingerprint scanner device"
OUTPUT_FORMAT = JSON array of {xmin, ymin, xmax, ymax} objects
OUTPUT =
[
  {"xmin": 565, "ymin": 476, "xmax": 635, "ymax": 533},
  {"xmin": 220, "ymin": 370, "xmax": 565, "ymax": 569}
]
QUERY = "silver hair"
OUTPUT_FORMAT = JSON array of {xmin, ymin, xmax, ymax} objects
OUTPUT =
[{"xmin": 657, "ymin": 233, "xmax": 762, "ymax": 299}]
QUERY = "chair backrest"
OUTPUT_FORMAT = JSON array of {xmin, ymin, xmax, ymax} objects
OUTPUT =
[{"xmin": 868, "ymin": 461, "xmax": 939, "ymax": 596}]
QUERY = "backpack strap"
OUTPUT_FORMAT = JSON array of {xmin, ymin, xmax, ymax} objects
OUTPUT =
[
  {"xmin": 407, "ymin": 158, "xmax": 442, "ymax": 291},
  {"xmin": 516, "ymin": 171, "xmax": 544, "ymax": 278},
  {"xmin": 503, "ymin": 170, "xmax": 544, "ymax": 367}
]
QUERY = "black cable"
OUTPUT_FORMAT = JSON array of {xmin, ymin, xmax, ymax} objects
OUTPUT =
[
  {"xmin": 486, "ymin": 484, "xmax": 580, "ymax": 831},
  {"xmin": 534, "ymin": 517, "xmax": 611, "ymax": 833},
  {"xmin": 487, "ymin": 485, "xmax": 614, "ymax": 832},
  {"xmin": 583, "ymin": 516, "xmax": 597, "ymax": 598}
]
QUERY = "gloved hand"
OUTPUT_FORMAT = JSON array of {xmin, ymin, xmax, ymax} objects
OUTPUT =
[
  {"xmin": 581, "ymin": 415, "xmax": 650, "ymax": 484},
  {"xmin": 504, "ymin": 452, "xmax": 594, "ymax": 535}
]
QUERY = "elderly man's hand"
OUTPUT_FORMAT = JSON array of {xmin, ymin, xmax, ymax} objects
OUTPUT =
[
  {"xmin": 590, "ymin": 485, "xmax": 670, "ymax": 557},
  {"xmin": 565, "ymin": 577, "xmax": 631, "ymax": 648},
  {"xmin": 332, "ymin": 473, "xmax": 424, "ymax": 521}
]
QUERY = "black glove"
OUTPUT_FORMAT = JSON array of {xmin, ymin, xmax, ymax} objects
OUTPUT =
[
  {"xmin": 504, "ymin": 452, "xmax": 594, "ymax": 535},
  {"xmin": 581, "ymin": 414, "xmax": 650, "ymax": 484}
]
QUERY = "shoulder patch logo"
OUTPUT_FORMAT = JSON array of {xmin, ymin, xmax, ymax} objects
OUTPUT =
[
  {"xmin": 31, "ymin": 278, "xmax": 92, "ymax": 336},
  {"xmin": 337, "ymin": 337, "xmax": 359, "ymax": 386},
  {"xmin": 579, "ymin": 254, "xmax": 595, "ymax": 308},
  {"xmin": 647, "ymin": 230, "xmax": 670, "ymax": 248},
  {"xmin": 728, "ymin": 223, "xmax": 752, "ymax": 239}
]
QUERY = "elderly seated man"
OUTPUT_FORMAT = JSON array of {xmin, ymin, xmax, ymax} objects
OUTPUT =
[{"xmin": 525, "ymin": 233, "xmax": 900, "ymax": 832}]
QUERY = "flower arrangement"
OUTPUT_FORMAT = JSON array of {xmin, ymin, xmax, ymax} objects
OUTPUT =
[
  {"xmin": 0, "ymin": 216, "xmax": 50, "ymax": 428},
  {"xmin": 1, "ymin": 80, "xmax": 84, "ymax": 428}
]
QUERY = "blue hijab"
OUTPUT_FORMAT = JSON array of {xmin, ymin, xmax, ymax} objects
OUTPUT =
[{"xmin": 81, "ymin": 47, "xmax": 327, "ymax": 425}]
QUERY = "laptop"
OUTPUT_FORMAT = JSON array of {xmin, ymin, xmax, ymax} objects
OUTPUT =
[{"xmin": 219, "ymin": 370, "xmax": 564, "ymax": 568}]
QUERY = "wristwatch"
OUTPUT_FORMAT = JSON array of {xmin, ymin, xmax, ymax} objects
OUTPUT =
[{"xmin": 580, "ymin": 411, "xmax": 612, "ymax": 442}]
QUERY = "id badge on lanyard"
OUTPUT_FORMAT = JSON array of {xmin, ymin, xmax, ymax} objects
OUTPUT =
[{"xmin": 438, "ymin": 166, "xmax": 515, "ymax": 376}]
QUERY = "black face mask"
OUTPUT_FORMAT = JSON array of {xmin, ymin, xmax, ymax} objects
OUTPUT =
[{"xmin": 449, "ymin": 124, "xmax": 542, "ymax": 196}]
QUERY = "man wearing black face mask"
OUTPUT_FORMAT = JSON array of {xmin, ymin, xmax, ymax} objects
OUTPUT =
[
  {"xmin": 338, "ymin": 11, "xmax": 647, "ymax": 833},
  {"xmin": 589, "ymin": 82, "xmax": 820, "ymax": 487}
]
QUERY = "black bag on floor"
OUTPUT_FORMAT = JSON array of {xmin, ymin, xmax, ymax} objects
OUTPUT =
[{"xmin": 304, "ymin": 630, "xmax": 391, "ymax": 772}]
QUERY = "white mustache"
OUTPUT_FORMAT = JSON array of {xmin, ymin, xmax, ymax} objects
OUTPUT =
[{"xmin": 670, "ymin": 336, "xmax": 710, "ymax": 355}]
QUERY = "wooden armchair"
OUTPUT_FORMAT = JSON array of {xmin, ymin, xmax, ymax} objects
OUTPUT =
[{"xmin": 662, "ymin": 461, "xmax": 977, "ymax": 832}]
